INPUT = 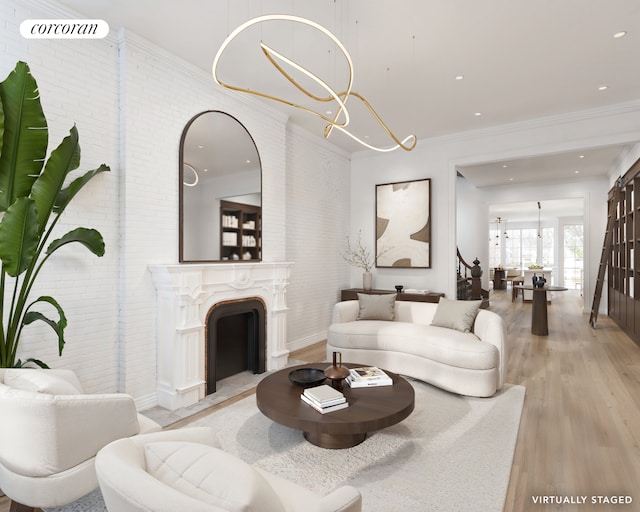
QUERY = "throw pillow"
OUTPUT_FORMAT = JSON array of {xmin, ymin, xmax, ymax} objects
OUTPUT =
[
  {"xmin": 356, "ymin": 293, "xmax": 397, "ymax": 320},
  {"xmin": 3, "ymin": 369, "xmax": 83, "ymax": 395},
  {"xmin": 145, "ymin": 441, "xmax": 285, "ymax": 512},
  {"xmin": 431, "ymin": 298, "xmax": 482, "ymax": 333}
]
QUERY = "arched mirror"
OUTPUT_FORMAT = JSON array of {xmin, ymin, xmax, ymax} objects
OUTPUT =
[{"xmin": 179, "ymin": 111, "xmax": 262, "ymax": 262}]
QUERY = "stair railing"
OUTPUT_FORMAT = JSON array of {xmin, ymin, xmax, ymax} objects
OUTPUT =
[{"xmin": 456, "ymin": 248, "xmax": 484, "ymax": 301}]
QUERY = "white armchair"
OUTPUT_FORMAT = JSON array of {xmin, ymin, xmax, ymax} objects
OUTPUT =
[
  {"xmin": 96, "ymin": 427, "xmax": 362, "ymax": 512},
  {"xmin": 0, "ymin": 368, "xmax": 161, "ymax": 510}
]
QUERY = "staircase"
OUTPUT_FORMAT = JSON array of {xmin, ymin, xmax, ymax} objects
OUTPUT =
[{"xmin": 457, "ymin": 249, "xmax": 490, "ymax": 308}]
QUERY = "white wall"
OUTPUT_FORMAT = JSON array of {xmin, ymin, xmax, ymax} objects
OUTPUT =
[
  {"xmin": 351, "ymin": 103, "xmax": 640, "ymax": 303},
  {"xmin": 285, "ymin": 126, "xmax": 351, "ymax": 352}
]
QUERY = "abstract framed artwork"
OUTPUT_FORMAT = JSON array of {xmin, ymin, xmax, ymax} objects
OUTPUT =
[{"xmin": 375, "ymin": 178, "xmax": 431, "ymax": 268}]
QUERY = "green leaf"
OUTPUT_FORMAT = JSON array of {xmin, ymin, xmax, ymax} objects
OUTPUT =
[
  {"xmin": 31, "ymin": 125, "xmax": 80, "ymax": 233},
  {"xmin": 15, "ymin": 357, "xmax": 50, "ymax": 369},
  {"xmin": 54, "ymin": 163, "xmax": 110, "ymax": 214},
  {"xmin": 23, "ymin": 295, "xmax": 67, "ymax": 356},
  {"xmin": 0, "ymin": 61, "xmax": 48, "ymax": 211},
  {"xmin": 0, "ymin": 197, "xmax": 39, "ymax": 276},
  {"xmin": 46, "ymin": 227, "xmax": 105, "ymax": 257},
  {"xmin": 0, "ymin": 94, "xmax": 5, "ymax": 158}
]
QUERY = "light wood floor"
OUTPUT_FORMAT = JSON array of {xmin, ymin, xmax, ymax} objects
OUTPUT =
[{"xmin": 2, "ymin": 288, "xmax": 639, "ymax": 511}]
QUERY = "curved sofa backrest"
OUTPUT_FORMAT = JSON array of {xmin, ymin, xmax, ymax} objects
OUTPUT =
[{"xmin": 393, "ymin": 301, "xmax": 437, "ymax": 325}]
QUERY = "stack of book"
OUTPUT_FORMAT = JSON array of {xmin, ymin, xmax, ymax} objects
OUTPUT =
[
  {"xmin": 300, "ymin": 384, "xmax": 348, "ymax": 414},
  {"xmin": 346, "ymin": 366, "xmax": 393, "ymax": 388}
]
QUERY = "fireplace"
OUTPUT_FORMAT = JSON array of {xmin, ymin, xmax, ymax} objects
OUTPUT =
[
  {"xmin": 149, "ymin": 262, "xmax": 292, "ymax": 410},
  {"xmin": 206, "ymin": 298, "xmax": 266, "ymax": 394}
]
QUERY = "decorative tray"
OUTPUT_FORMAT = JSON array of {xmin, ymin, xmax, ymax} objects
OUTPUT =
[{"xmin": 288, "ymin": 368, "xmax": 326, "ymax": 388}]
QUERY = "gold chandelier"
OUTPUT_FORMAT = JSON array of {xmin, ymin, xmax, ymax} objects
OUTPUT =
[{"xmin": 212, "ymin": 14, "xmax": 417, "ymax": 153}]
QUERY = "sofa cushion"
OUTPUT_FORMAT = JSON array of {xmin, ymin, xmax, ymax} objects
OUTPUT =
[
  {"xmin": 328, "ymin": 321, "xmax": 497, "ymax": 371},
  {"xmin": 3, "ymin": 369, "xmax": 82, "ymax": 395},
  {"xmin": 145, "ymin": 441, "xmax": 285, "ymax": 512},
  {"xmin": 357, "ymin": 293, "xmax": 396, "ymax": 320},
  {"xmin": 431, "ymin": 298, "xmax": 482, "ymax": 332}
]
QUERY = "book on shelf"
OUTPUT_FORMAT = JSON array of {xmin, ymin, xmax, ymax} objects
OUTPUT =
[
  {"xmin": 300, "ymin": 393, "xmax": 349, "ymax": 414},
  {"xmin": 346, "ymin": 367, "xmax": 393, "ymax": 387}
]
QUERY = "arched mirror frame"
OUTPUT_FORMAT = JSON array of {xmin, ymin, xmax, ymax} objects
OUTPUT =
[{"xmin": 179, "ymin": 110, "xmax": 262, "ymax": 263}]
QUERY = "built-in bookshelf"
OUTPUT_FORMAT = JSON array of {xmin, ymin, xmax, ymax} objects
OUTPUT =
[
  {"xmin": 220, "ymin": 200, "xmax": 261, "ymax": 261},
  {"xmin": 608, "ymin": 158, "xmax": 640, "ymax": 345}
]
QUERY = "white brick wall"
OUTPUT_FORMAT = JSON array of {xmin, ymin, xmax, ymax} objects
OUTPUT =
[{"xmin": 285, "ymin": 126, "xmax": 351, "ymax": 351}]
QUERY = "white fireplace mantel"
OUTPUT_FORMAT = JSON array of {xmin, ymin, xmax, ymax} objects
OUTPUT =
[{"xmin": 149, "ymin": 262, "xmax": 293, "ymax": 410}]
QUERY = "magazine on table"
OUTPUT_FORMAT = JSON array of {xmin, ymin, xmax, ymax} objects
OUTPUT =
[{"xmin": 346, "ymin": 366, "xmax": 393, "ymax": 387}]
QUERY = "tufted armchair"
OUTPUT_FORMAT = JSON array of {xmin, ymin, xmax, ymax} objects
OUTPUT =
[
  {"xmin": 0, "ymin": 368, "xmax": 161, "ymax": 510},
  {"xmin": 96, "ymin": 427, "xmax": 363, "ymax": 512}
]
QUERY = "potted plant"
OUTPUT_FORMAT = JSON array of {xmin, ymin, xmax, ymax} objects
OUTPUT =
[
  {"xmin": 342, "ymin": 230, "xmax": 380, "ymax": 291},
  {"xmin": 0, "ymin": 61, "xmax": 110, "ymax": 368}
]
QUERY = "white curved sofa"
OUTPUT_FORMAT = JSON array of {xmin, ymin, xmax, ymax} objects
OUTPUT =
[{"xmin": 327, "ymin": 298, "xmax": 507, "ymax": 397}]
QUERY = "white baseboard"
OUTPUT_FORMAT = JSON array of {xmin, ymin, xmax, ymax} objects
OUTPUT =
[
  {"xmin": 287, "ymin": 331, "xmax": 327, "ymax": 354},
  {"xmin": 135, "ymin": 392, "xmax": 159, "ymax": 412}
]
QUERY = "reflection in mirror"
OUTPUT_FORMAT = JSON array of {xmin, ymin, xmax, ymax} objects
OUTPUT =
[{"xmin": 179, "ymin": 111, "xmax": 261, "ymax": 262}]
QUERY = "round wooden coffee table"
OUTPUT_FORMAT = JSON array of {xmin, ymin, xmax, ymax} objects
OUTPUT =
[{"xmin": 256, "ymin": 362, "xmax": 415, "ymax": 449}]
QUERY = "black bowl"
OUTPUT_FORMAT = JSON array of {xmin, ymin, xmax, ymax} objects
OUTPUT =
[{"xmin": 288, "ymin": 368, "xmax": 327, "ymax": 388}]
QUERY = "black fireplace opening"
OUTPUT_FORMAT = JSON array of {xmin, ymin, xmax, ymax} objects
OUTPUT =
[{"xmin": 206, "ymin": 299, "xmax": 266, "ymax": 394}]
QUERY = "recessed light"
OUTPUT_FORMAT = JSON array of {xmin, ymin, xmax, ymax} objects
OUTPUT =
[
  {"xmin": 455, "ymin": 75, "xmax": 464, "ymax": 80},
  {"xmin": 614, "ymin": 31, "xmax": 627, "ymax": 39},
  {"xmin": 598, "ymin": 85, "xmax": 608, "ymax": 91},
  {"xmin": 575, "ymin": 170, "xmax": 580, "ymax": 174},
  {"xmin": 246, "ymin": 160, "xmax": 251, "ymax": 164},
  {"xmin": 502, "ymin": 164, "xmax": 508, "ymax": 168},
  {"xmin": 326, "ymin": 110, "xmax": 332, "ymax": 115},
  {"xmin": 474, "ymin": 112, "xmax": 482, "ymax": 117},
  {"xmin": 509, "ymin": 177, "xmax": 514, "ymax": 181},
  {"xmin": 197, "ymin": 145, "xmax": 205, "ymax": 149},
  {"xmin": 579, "ymin": 155, "xmax": 585, "ymax": 158}
]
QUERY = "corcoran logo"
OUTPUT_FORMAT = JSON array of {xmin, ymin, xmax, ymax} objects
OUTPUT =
[{"xmin": 20, "ymin": 19, "xmax": 109, "ymax": 39}]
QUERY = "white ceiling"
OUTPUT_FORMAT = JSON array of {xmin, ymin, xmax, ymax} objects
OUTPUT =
[
  {"xmin": 489, "ymin": 198, "xmax": 584, "ymax": 224},
  {"xmin": 54, "ymin": 0, "xmax": 640, "ymax": 215}
]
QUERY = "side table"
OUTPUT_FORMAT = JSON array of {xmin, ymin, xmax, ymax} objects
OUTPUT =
[
  {"xmin": 514, "ymin": 285, "xmax": 568, "ymax": 335},
  {"xmin": 341, "ymin": 288, "xmax": 444, "ymax": 303}
]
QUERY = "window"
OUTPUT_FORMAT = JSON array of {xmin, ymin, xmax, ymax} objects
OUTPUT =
[
  {"xmin": 521, "ymin": 229, "xmax": 538, "ymax": 268},
  {"xmin": 564, "ymin": 224, "xmax": 583, "ymax": 289},
  {"xmin": 501, "ymin": 228, "xmax": 539, "ymax": 269},
  {"xmin": 504, "ymin": 229, "xmax": 520, "ymax": 268},
  {"xmin": 542, "ymin": 227, "xmax": 554, "ymax": 268}
]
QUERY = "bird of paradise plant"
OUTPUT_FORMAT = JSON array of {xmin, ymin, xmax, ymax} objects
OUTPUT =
[{"xmin": 0, "ymin": 61, "xmax": 109, "ymax": 368}]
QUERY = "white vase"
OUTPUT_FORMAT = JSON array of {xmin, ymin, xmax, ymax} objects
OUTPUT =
[{"xmin": 362, "ymin": 271, "xmax": 372, "ymax": 291}]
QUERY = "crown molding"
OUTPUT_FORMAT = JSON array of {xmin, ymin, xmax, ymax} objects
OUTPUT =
[{"xmin": 423, "ymin": 100, "xmax": 640, "ymax": 148}]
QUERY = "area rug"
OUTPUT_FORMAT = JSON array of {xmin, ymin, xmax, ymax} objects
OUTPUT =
[
  {"xmin": 45, "ymin": 379, "xmax": 525, "ymax": 512},
  {"xmin": 190, "ymin": 378, "xmax": 525, "ymax": 512}
]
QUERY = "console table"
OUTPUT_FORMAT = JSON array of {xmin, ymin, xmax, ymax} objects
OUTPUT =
[{"xmin": 341, "ymin": 288, "xmax": 444, "ymax": 303}]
